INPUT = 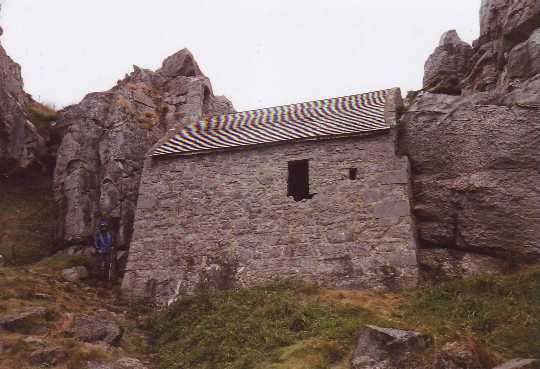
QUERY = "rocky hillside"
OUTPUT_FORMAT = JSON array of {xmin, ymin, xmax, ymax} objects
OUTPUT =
[
  {"xmin": 52, "ymin": 49, "xmax": 234, "ymax": 257},
  {"xmin": 0, "ymin": 254, "xmax": 154, "ymax": 369},
  {"xmin": 400, "ymin": 0, "xmax": 540, "ymax": 279},
  {"xmin": 2, "ymin": 253, "xmax": 539, "ymax": 369}
]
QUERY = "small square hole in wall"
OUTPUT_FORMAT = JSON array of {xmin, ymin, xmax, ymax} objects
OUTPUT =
[{"xmin": 349, "ymin": 168, "xmax": 358, "ymax": 180}]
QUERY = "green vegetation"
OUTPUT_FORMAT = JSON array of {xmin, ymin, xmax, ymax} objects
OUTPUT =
[
  {"xmin": 149, "ymin": 281, "xmax": 389, "ymax": 369},
  {"xmin": 402, "ymin": 266, "xmax": 540, "ymax": 358},
  {"xmin": 150, "ymin": 267, "xmax": 540, "ymax": 369},
  {"xmin": 0, "ymin": 173, "xmax": 53, "ymax": 265}
]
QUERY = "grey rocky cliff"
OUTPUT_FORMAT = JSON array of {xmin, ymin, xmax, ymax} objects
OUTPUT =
[
  {"xmin": 402, "ymin": 0, "xmax": 540, "ymax": 278},
  {"xmin": 465, "ymin": 0, "xmax": 540, "ymax": 93},
  {"xmin": 53, "ymin": 49, "xmax": 233, "ymax": 250},
  {"xmin": 0, "ymin": 27, "xmax": 51, "ymax": 175}
]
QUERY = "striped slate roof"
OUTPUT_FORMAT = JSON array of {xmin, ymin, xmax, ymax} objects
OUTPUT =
[{"xmin": 152, "ymin": 89, "xmax": 391, "ymax": 157}]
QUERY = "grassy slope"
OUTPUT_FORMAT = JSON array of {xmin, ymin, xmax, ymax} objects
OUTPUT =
[
  {"xmin": 402, "ymin": 266, "xmax": 540, "ymax": 358},
  {"xmin": 0, "ymin": 173, "xmax": 53, "ymax": 265},
  {"xmin": 0, "ymin": 255, "xmax": 152, "ymax": 369},
  {"xmin": 150, "ymin": 267, "xmax": 540, "ymax": 369}
]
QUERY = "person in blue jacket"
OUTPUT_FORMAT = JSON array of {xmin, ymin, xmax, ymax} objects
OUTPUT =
[{"xmin": 94, "ymin": 220, "xmax": 114, "ymax": 280}]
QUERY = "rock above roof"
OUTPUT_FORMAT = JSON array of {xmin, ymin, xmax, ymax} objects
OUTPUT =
[{"xmin": 152, "ymin": 88, "xmax": 394, "ymax": 157}]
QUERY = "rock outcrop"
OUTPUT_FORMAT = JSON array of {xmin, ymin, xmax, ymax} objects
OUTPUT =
[
  {"xmin": 423, "ymin": 30, "xmax": 473, "ymax": 94},
  {"xmin": 465, "ymin": 0, "xmax": 540, "ymax": 93},
  {"xmin": 402, "ymin": 0, "xmax": 540, "ymax": 277},
  {"xmin": 53, "ymin": 49, "xmax": 233, "ymax": 252},
  {"xmin": 0, "ymin": 29, "xmax": 52, "ymax": 175}
]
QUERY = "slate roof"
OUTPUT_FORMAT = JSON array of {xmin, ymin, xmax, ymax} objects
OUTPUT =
[{"xmin": 152, "ymin": 89, "xmax": 391, "ymax": 157}]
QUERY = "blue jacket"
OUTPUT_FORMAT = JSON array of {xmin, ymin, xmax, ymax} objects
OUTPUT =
[{"xmin": 95, "ymin": 231, "xmax": 113, "ymax": 254}]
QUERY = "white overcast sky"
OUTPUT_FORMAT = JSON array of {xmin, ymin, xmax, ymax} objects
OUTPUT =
[{"xmin": 0, "ymin": 0, "xmax": 479, "ymax": 111}]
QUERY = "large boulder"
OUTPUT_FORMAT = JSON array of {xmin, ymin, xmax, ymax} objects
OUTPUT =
[
  {"xmin": 423, "ymin": 30, "xmax": 473, "ymax": 94},
  {"xmin": 53, "ymin": 49, "xmax": 234, "ymax": 252},
  {"xmin": 400, "ymin": 89, "xmax": 540, "ymax": 262},
  {"xmin": 69, "ymin": 314, "xmax": 123, "ymax": 346},
  {"xmin": 351, "ymin": 325, "xmax": 431, "ymax": 369},
  {"xmin": 405, "ymin": 1, "xmax": 540, "ymax": 272}
]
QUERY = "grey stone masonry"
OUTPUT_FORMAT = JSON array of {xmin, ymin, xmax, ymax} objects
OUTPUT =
[{"xmin": 122, "ymin": 127, "xmax": 418, "ymax": 304}]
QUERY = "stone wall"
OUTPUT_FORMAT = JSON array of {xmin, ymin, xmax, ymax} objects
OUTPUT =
[{"xmin": 123, "ymin": 131, "xmax": 418, "ymax": 304}]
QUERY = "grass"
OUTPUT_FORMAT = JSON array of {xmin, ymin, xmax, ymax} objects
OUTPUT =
[
  {"xmin": 149, "ymin": 280, "xmax": 390, "ymax": 369},
  {"xmin": 401, "ymin": 265, "xmax": 540, "ymax": 359},
  {"xmin": 149, "ymin": 267, "xmax": 540, "ymax": 369},
  {"xmin": 26, "ymin": 100, "xmax": 57, "ymax": 123},
  {"xmin": 0, "ymin": 172, "xmax": 53, "ymax": 265}
]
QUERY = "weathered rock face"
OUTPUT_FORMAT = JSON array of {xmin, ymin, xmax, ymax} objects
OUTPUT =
[
  {"xmin": 403, "ymin": 0, "xmax": 540, "ymax": 277},
  {"xmin": 400, "ymin": 90, "xmax": 540, "ymax": 262},
  {"xmin": 0, "ymin": 31, "xmax": 50, "ymax": 174},
  {"xmin": 465, "ymin": 0, "xmax": 540, "ymax": 93},
  {"xmin": 423, "ymin": 30, "xmax": 473, "ymax": 94},
  {"xmin": 53, "ymin": 49, "xmax": 233, "ymax": 251}
]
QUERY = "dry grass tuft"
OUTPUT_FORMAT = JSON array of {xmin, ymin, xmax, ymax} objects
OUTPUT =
[{"xmin": 27, "ymin": 100, "xmax": 57, "ymax": 123}]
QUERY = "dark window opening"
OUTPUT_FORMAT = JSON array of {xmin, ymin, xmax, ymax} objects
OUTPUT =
[
  {"xmin": 288, "ymin": 159, "xmax": 314, "ymax": 201},
  {"xmin": 349, "ymin": 168, "xmax": 358, "ymax": 180}
]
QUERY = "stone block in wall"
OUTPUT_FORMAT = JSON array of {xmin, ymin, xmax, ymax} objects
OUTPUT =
[
  {"xmin": 326, "ymin": 230, "xmax": 354, "ymax": 244},
  {"xmin": 373, "ymin": 200, "xmax": 410, "ymax": 218}
]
